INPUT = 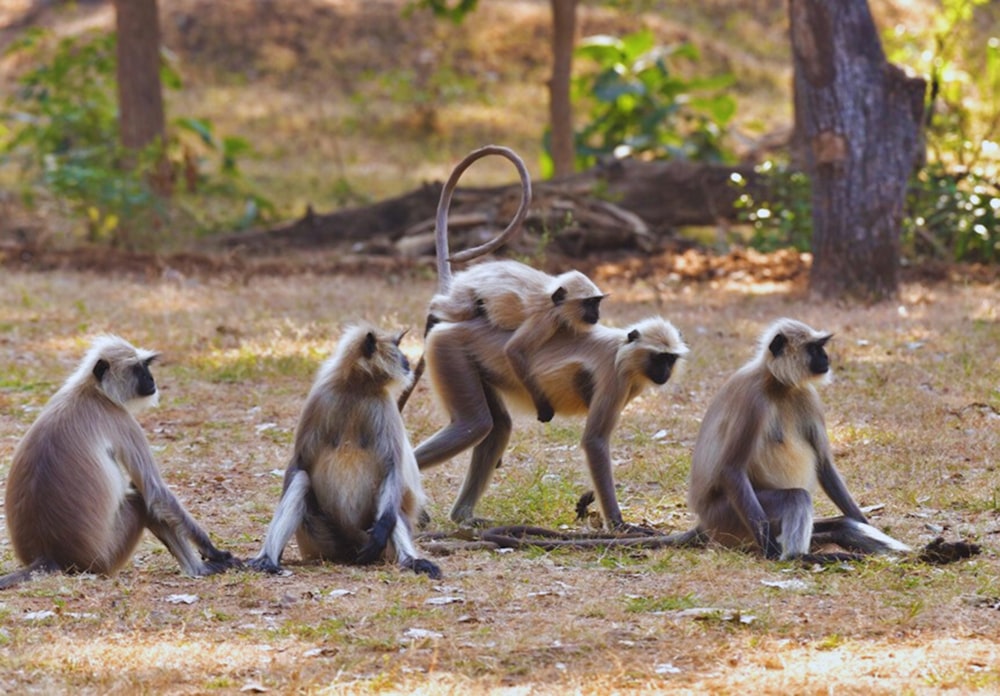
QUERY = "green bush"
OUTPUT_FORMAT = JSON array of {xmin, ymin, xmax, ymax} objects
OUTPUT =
[
  {"xmin": 561, "ymin": 29, "xmax": 736, "ymax": 174},
  {"xmin": 0, "ymin": 29, "xmax": 270, "ymax": 247}
]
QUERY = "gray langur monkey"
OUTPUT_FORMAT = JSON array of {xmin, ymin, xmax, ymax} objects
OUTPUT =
[
  {"xmin": 397, "ymin": 144, "xmax": 533, "ymax": 411},
  {"xmin": 687, "ymin": 318, "xmax": 911, "ymax": 561},
  {"xmin": 0, "ymin": 335, "xmax": 237, "ymax": 589},
  {"xmin": 414, "ymin": 314, "xmax": 688, "ymax": 531},
  {"xmin": 428, "ymin": 261, "xmax": 606, "ymax": 422},
  {"xmin": 249, "ymin": 324, "xmax": 441, "ymax": 579}
]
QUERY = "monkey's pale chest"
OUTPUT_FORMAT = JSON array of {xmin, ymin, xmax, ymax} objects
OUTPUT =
[
  {"xmin": 748, "ymin": 422, "xmax": 818, "ymax": 491},
  {"xmin": 310, "ymin": 443, "xmax": 381, "ymax": 517}
]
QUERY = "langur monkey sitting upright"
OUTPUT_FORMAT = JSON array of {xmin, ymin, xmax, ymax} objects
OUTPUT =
[
  {"xmin": 687, "ymin": 318, "xmax": 911, "ymax": 561},
  {"xmin": 414, "ymin": 314, "xmax": 688, "ymax": 531},
  {"xmin": 0, "ymin": 335, "xmax": 237, "ymax": 589},
  {"xmin": 249, "ymin": 324, "xmax": 441, "ymax": 579}
]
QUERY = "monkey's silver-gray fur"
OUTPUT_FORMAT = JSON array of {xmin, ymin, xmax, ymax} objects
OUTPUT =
[
  {"xmin": 414, "ymin": 315, "xmax": 687, "ymax": 530},
  {"xmin": 1, "ymin": 335, "xmax": 237, "ymax": 589},
  {"xmin": 250, "ymin": 324, "xmax": 440, "ymax": 578},
  {"xmin": 688, "ymin": 318, "xmax": 910, "ymax": 561}
]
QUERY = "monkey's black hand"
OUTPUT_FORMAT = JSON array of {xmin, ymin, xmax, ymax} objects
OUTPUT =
[
  {"xmin": 762, "ymin": 534, "xmax": 783, "ymax": 560},
  {"xmin": 535, "ymin": 397, "xmax": 555, "ymax": 423},
  {"xmin": 407, "ymin": 558, "xmax": 443, "ymax": 580},
  {"xmin": 358, "ymin": 511, "xmax": 396, "ymax": 565},
  {"xmin": 248, "ymin": 556, "xmax": 284, "ymax": 575}
]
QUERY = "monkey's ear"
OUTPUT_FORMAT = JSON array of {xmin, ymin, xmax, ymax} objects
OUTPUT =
[
  {"xmin": 363, "ymin": 331, "xmax": 378, "ymax": 359},
  {"xmin": 551, "ymin": 286, "xmax": 568, "ymax": 305},
  {"xmin": 93, "ymin": 358, "xmax": 110, "ymax": 381},
  {"xmin": 768, "ymin": 333, "xmax": 788, "ymax": 357},
  {"xmin": 627, "ymin": 329, "xmax": 640, "ymax": 343}
]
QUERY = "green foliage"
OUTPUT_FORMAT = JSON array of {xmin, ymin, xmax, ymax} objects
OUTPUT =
[
  {"xmin": 0, "ymin": 29, "xmax": 271, "ymax": 247},
  {"xmin": 885, "ymin": 0, "xmax": 1000, "ymax": 263},
  {"xmin": 903, "ymin": 162, "xmax": 1000, "ymax": 262},
  {"xmin": 566, "ymin": 30, "xmax": 736, "ymax": 173},
  {"xmin": 732, "ymin": 160, "xmax": 813, "ymax": 252},
  {"xmin": 406, "ymin": 0, "xmax": 478, "ymax": 23}
]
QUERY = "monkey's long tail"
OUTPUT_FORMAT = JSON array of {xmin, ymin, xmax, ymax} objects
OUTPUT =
[
  {"xmin": 0, "ymin": 558, "xmax": 60, "ymax": 590},
  {"xmin": 478, "ymin": 525, "xmax": 707, "ymax": 551}
]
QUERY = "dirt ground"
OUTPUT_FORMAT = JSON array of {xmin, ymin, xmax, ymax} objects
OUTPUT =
[{"xmin": 0, "ymin": 254, "xmax": 998, "ymax": 694}]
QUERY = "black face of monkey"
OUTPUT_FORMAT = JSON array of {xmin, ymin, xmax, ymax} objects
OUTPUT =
[
  {"xmin": 806, "ymin": 338, "xmax": 830, "ymax": 375},
  {"xmin": 133, "ymin": 359, "xmax": 157, "ymax": 397},
  {"xmin": 647, "ymin": 352, "xmax": 679, "ymax": 385},
  {"xmin": 579, "ymin": 296, "xmax": 603, "ymax": 325}
]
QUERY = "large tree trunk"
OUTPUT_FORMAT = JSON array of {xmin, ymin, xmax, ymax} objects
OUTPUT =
[
  {"xmin": 548, "ymin": 0, "xmax": 578, "ymax": 178},
  {"xmin": 790, "ymin": 0, "xmax": 925, "ymax": 301},
  {"xmin": 114, "ymin": 0, "xmax": 165, "ymax": 150}
]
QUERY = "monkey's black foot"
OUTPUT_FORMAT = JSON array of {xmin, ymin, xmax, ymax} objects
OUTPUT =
[
  {"xmin": 203, "ymin": 548, "xmax": 241, "ymax": 568},
  {"xmin": 407, "ymin": 558, "xmax": 443, "ymax": 579},
  {"xmin": 612, "ymin": 522, "xmax": 658, "ymax": 537},
  {"xmin": 535, "ymin": 400, "xmax": 555, "ymax": 423},
  {"xmin": 917, "ymin": 537, "xmax": 982, "ymax": 565},
  {"xmin": 575, "ymin": 490, "xmax": 596, "ymax": 520},
  {"xmin": 455, "ymin": 516, "xmax": 496, "ymax": 529},
  {"xmin": 247, "ymin": 556, "xmax": 285, "ymax": 575}
]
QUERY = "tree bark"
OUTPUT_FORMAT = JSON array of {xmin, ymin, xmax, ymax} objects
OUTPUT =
[
  {"xmin": 790, "ymin": 0, "xmax": 925, "ymax": 301},
  {"xmin": 548, "ymin": 0, "xmax": 578, "ymax": 178},
  {"xmin": 114, "ymin": 0, "xmax": 166, "ymax": 150}
]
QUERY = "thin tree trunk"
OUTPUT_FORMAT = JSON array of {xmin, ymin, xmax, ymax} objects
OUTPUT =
[
  {"xmin": 790, "ymin": 0, "xmax": 925, "ymax": 301},
  {"xmin": 548, "ymin": 0, "xmax": 578, "ymax": 178},
  {"xmin": 114, "ymin": 0, "xmax": 165, "ymax": 151}
]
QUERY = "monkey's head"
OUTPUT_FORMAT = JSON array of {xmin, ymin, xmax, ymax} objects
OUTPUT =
[
  {"xmin": 325, "ymin": 323, "xmax": 412, "ymax": 395},
  {"xmin": 617, "ymin": 317, "xmax": 688, "ymax": 386},
  {"xmin": 760, "ymin": 318, "xmax": 833, "ymax": 387},
  {"xmin": 71, "ymin": 334, "xmax": 160, "ymax": 411},
  {"xmin": 550, "ymin": 270, "xmax": 606, "ymax": 328}
]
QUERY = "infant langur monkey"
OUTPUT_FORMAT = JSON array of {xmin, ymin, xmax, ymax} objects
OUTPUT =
[
  {"xmin": 428, "ymin": 261, "xmax": 606, "ymax": 422},
  {"xmin": 249, "ymin": 324, "xmax": 441, "ymax": 579},
  {"xmin": 0, "ymin": 335, "xmax": 237, "ymax": 589},
  {"xmin": 687, "ymin": 318, "xmax": 910, "ymax": 561}
]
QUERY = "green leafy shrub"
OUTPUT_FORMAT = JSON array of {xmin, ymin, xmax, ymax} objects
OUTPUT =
[
  {"xmin": 564, "ymin": 29, "xmax": 736, "ymax": 173},
  {"xmin": 732, "ymin": 160, "xmax": 813, "ymax": 252},
  {"xmin": 0, "ymin": 29, "xmax": 270, "ymax": 247}
]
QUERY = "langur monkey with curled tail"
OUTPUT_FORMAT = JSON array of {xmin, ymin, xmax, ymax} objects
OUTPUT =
[
  {"xmin": 687, "ymin": 318, "xmax": 911, "ymax": 561},
  {"xmin": 401, "ymin": 144, "xmax": 607, "ymax": 420},
  {"xmin": 0, "ymin": 335, "xmax": 238, "ymax": 589},
  {"xmin": 414, "ymin": 314, "xmax": 688, "ymax": 531},
  {"xmin": 249, "ymin": 324, "xmax": 441, "ymax": 579}
]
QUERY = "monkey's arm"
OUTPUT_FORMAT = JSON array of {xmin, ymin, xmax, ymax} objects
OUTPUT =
[
  {"xmin": 504, "ymin": 316, "xmax": 557, "ymax": 422},
  {"xmin": 581, "ymin": 394, "xmax": 629, "ymax": 530},
  {"xmin": 249, "ymin": 464, "xmax": 311, "ymax": 573},
  {"xmin": 811, "ymin": 425, "xmax": 868, "ymax": 522},
  {"xmin": 120, "ymin": 435, "xmax": 236, "ymax": 574}
]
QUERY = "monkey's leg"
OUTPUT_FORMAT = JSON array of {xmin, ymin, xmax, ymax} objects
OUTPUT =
[
  {"xmin": 450, "ymin": 384, "xmax": 512, "ymax": 524},
  {"xmin": 357, "ymin": 468, "xmax": 402, "ymax": 565},
  {"xmin": 98, "ymin": 491, "xmax": 148, "ymax": 575},
  {"xmin": 812, "ymin": 516, "xmax": 911, "ymax": 555},
  {"xmin": 756, "ymin": 488, "xmax": 813, "ymax": 560},
  {"xmin": 390, "ymin": 518, "xmax": 442, "ymax": 579},
  {"xmin": 249, "ymin": 469, "xmax": 310, "ymax": 573},
  {"xmin": 414, "ymin": 336, "xmax": 496, "ymax": 469}
]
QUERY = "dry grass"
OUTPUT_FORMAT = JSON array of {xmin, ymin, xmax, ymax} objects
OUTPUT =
[{"xmin": 0, "ymin": 263, "xmax": 998, "ymax": 694}]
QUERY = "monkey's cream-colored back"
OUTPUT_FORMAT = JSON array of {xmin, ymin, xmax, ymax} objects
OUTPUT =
[{"xmin": 429, "ymin": 260, "xmax": 553, "ymax": 328}]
